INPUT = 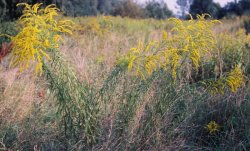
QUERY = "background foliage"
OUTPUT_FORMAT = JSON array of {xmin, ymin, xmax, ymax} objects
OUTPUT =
[{"xmin": 1, "ymin": 0, "xmax": 250, "ymax": 21}]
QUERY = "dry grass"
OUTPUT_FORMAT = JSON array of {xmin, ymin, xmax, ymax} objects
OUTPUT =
[
  {"xmin": 62, "ymin": 29, "xmax": 162, "ymax": 86},
  {"xmin": 0, "ymin": 68, "xmax": 35, "ymax": 123}
]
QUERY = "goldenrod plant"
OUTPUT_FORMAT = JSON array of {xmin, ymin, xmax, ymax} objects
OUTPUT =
[
  {"xmin": 123, "ymin": 14, "xmax": 219, "ymax": 82},
  {"xmin": 203, "ymin": 65, "xmax": 246, "ymax": 94},
  {"xmin": 43, "ymin": 50, "xmax": 99, "ymax": 145},
  {"xmin": 122, "ymin": 14, "xmax": 247, "ymax": 93},
  {"xmin": 225, "ymin": 65, "xmax": 245, "ymax": 92},
  {"xmin": 9, "ymin": 3, "xmax": 73, "ymax": 76},
  {"xmin": 3, "ymin": 3, "xmax": 98, "ymax": 145}
]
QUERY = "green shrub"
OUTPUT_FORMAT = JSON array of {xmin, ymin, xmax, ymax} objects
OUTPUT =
[{"xmin": 0, "ymin": 21, "xmax": 17, "ymax": 44}]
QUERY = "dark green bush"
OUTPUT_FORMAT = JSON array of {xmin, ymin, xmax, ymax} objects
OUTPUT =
[{"xmin": 0, "ymin": 21, "xmax": 18, "ymax": 44}]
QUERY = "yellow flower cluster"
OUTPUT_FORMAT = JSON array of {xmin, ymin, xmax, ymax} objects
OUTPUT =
[
  {"xmin": 226, "ymin": 65, "xmax": 245, "ymax": 92},
  {"xmin": 205, "ymin": 121, "xmax": 221, "ymax": 134},
  {"xmin": 10, "ymin": 3, "xmax": 73, "ymax": 75},
  {"xmin": 126, "ymin": 40, "xmax": 160, "ymax": 79},
  {"xmin": 74, "ymin": 16, "xmax": 112, "ymax": 36},
  {"xmin": 124, "ymin": 14, "xmax": 219, "ymax": 82},
  {"xmin": 205, "ymin": 65, "xmax": 245, "ymax": 94}
]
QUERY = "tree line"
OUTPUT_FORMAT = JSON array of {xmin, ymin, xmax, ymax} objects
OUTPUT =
[
  {"xmin": 0, "ymin": 0, "xmax": 250, "ymax": 21},
  {"xmin": 0, "ymin": 0, "xmax": 173, "ymax": 21},
  {"xmin": 188, "ymin": 0, "xmax": 250, "ymax": 19}
]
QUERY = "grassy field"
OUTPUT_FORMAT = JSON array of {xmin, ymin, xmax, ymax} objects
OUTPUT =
[{"xmin": 1, "ymin": 6, "xmax": 250, "ymax": 150}]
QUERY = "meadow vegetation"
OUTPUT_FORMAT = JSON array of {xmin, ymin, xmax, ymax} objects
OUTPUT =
[{"xmin": 1, "ymin": 3, "xmax": 250, "ymax": 151}]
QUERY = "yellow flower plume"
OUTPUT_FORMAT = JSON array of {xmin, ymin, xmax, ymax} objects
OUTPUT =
[{"xmin": 10, "ymin": 3, "xmax": 74, "ymax": 76}]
